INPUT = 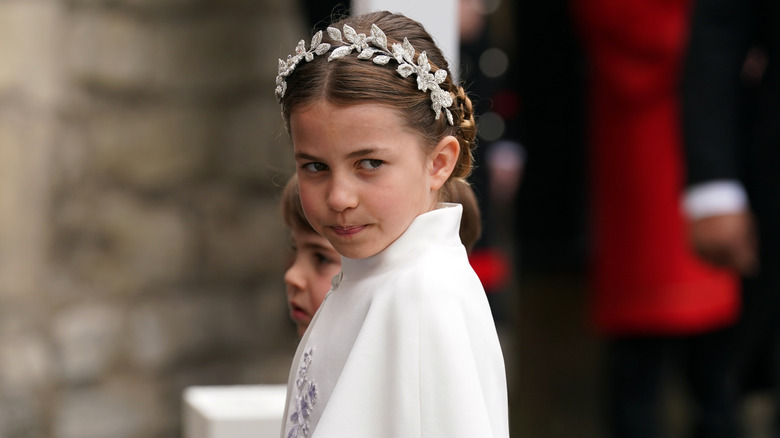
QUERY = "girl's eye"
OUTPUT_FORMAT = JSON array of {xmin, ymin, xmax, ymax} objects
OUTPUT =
[
  {"xmin": 303, "ymin": 162, "xmax": 328, "ymax": 172},
  {"xmin": 358, "ymin": 159, "xmax": 383, "ymax": 170}
]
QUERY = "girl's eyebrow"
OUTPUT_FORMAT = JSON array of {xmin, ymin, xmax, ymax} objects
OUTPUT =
[
  {"xmin": 345, "ymin": 147, "xmax": 388, "ymax": 159},
  {"xmin": 296, "ymin": 148, "xmax": 388, "ymax": 161},
  {"xmin": 294, "ymin": 152, "xmax": 321, "ymax": 161}
]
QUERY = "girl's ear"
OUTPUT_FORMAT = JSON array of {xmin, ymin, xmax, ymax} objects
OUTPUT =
[{"xmin": 429, "ymin": 135, "xmax": 460, "ymax": 191}]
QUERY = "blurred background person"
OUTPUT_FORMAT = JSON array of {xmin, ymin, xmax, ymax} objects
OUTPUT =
[
  {"xmin": 682, "ymin": 0, "xmax": 780, "ymax": 434},
  {"xmin": 574, "ymin": 0, "xmax": 741, "ymax": 436}
]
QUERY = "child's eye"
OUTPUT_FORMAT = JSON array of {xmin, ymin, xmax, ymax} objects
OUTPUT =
[
  {"xmin": 303, "ymin": 162, "xmax": 328, "ymax": 172},
  {"xmin": 358, "ymin": 159, "xmax": 383, "ymax": 170},
  {"xmin": 314, "ymin": 252, "xmax": 336, "ymax": 266}
]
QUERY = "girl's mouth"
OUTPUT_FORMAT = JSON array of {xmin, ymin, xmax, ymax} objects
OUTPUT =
[{"xmin": 331, "ymin": 225, "xmax": 366, "ymax": 236}]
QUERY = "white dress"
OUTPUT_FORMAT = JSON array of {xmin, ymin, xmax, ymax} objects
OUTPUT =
[{"xmin": 281, "ymin": 203, "xmax": 510, "ymax": 438}]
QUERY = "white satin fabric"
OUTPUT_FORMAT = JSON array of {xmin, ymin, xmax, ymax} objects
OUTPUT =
[{"xmin": 281, "ymin": 203, "xmax": 509, "ymax": 438}]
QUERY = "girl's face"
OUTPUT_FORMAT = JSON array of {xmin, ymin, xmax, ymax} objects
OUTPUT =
[
  {"xmin": 284, "ymin": 228, "xmax": 341, "ymax": 337},
  {"xmin": 290, "ymin": 101, "xmax": 440, "ymax": 259}
]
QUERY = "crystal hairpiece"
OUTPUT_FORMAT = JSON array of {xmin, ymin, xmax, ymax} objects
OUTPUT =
[{"xmin": 276, "ymin": 23, "xmax": 455, "ymax": 125}]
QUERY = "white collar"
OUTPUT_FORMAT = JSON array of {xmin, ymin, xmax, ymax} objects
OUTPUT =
[{"xmin": 337, "ymin": 203, "xmax": 463, "ymax": 283}]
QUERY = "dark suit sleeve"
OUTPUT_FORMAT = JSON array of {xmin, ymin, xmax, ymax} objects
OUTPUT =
[{"xmin": 681, "ymin": 0, "xmax": 755, "ymax": 186}]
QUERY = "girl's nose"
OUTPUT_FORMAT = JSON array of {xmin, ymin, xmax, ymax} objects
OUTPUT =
[{"xmin": 326, "ymin": 177, "xmax": 358, "ymax": 212}]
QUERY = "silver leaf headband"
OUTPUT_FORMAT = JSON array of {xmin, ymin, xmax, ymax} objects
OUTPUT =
[{"xmin": 275, "ymin": 23, "xmax": 455, "ymax": 125}]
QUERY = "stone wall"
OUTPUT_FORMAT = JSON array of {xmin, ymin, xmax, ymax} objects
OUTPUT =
[{"xmin": 0, "ymin": 0, "xmax": 305, "ymax": 436}]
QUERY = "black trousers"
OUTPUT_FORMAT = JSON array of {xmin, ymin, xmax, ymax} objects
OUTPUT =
[
  {"xmin": 606, "ymin": 328, "xmax": 740, "ymax": 438},
  {"xmin": 607, "ymin": 273, "xmax": 780, "ymax": 438}
]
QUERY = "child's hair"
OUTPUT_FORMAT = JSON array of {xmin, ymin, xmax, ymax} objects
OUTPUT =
[
  {"xmin": 277, "ymin": 11, "xmax": 478, "ymax": 203},
  {"xmin": 281, "ymin": 174, "xmax": 482, "ymax": 252},
  {"xmin": 281, "ymin": 174, "xmax": 315, "ymax": 234},
  {"xmin": 451, "ymin": 178, "xmax": 481, "ymax": 252}
]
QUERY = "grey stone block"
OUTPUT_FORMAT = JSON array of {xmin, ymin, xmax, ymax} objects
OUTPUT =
[
  {"xmin": 54, "ymin": 379, "xmax": 162, "ymax": 438},
  {"xmin": 85, "ymin": 105, "xmax": 214, "ymax": 189},
  {"xmin": 221, "ymin": 99, "xmax": 293, "ymax": 186},
  {"xmin": 61, "ymin": 191, "xmax": 193, "ymax": 295},
  {"xmin": 199, "ymin": 189, "xmax": 288, "ymax": 280},
  {"xmin": 65, "ymin": 9, "xmax": 267, "ymax": 97},
  {"xmin": 52, "ymin": 303, "xmax": 123, "ymax": 384}
]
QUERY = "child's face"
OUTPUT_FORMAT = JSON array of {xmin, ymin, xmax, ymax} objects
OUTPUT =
[
  {"xmin": 284, "ymin": 228, "xmax": 341, "ymax": 337},
  {"xmin": 290, "ymin": 101, "xmax": 438, "ymax": 259}
]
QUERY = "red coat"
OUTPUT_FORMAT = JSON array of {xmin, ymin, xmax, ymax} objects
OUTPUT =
[{"xmin": 575, "ymin": 0, "xmax": 738, "ymax": 336}]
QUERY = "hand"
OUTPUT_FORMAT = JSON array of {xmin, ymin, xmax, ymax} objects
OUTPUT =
[
  {"xmin": 688, "ymin": 211, "xmax": 759, "ymax": 275},
  {"xmin": 489, "ymin": 166, "xmax": 522, "ymax": 205},
  {"xmin": 487, "ymin": 141, "xmax": 525, "ymax": 205}
]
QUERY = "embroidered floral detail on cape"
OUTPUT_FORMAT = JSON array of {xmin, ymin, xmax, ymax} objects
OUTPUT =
[{"xmin": 287, "ymin": 348, "xmax": 318, "ymax": 438}]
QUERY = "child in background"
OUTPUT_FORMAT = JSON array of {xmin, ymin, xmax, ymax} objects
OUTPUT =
[
  {"xmin": 282, "ymin": 174, "xmax": 482, "ymax": 338},
  {"xmin": 281, "ymin": 175, "xmax": 342, "ymax": 338},
  {"xmin": 275, "ymin": 11, "xmax": 509, "ymax": 438}
]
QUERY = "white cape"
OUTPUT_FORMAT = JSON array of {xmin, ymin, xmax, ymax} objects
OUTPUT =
[{"xmin": 281, "ymin": 203, "xmax": 509, "ymax": 438}]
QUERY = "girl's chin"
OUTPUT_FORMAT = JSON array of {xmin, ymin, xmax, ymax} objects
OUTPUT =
[
  {"xmin": 335, "ymin": 241, "xmax": 393, "ymax": 259},
  {"xmin": 335, "ymin": 248, "xmax": 377, "ymax": 259}
]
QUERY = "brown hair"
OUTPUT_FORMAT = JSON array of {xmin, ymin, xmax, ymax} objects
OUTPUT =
[
  {"xmin": 281, "ymin": 174, "xmax": 315, "ymax": 234},
  {"xmin": 280, "ymin": 174, "xmax": 481, "ymax": 252},
  {"xmin": 279, "ymin": 11, "xmax": 478, "ymax": 200},
  {"xmin": 450, "ymin": 179, "xmax": 481, "ymax": 252}
]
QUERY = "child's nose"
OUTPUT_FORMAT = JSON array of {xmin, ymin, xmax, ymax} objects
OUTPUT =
[
  {"xmin": 284, "ymin": 262, "xmax": 305, "ymax": 292},
  {"xmin": 326, "ymin": 177, "xmax": 358, "ymax": 212}
]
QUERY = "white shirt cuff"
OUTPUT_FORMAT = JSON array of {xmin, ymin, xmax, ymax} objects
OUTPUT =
[{"xmin": 683, "ymin": 180, "xmax": 749, "ymax": 220}]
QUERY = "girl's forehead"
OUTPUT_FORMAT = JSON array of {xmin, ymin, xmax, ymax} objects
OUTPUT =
[
  {"xmin": 292, "ymin": 103, "xmax": 417, "ymax": 140},
  {"xmin": 293, "ymin": 100, "xmax": 402, "ymax": 118},
  {"xmin": 291, "ymin": 101, "xmax": 430, "ymax": 144}
]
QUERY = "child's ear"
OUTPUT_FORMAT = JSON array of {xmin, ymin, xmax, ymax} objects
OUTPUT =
[{"xmin": 429, "ymin": 135, "xmax": 460, "ymax": 191}]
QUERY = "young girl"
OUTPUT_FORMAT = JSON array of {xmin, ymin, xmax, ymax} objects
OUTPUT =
[
  {"xmin": 282, "ymin": 174, "xmax": 483, "ymax": 338},
  {"xmin": 276, "ymin": 11, "xmax": 509, "ymax": 437}
]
